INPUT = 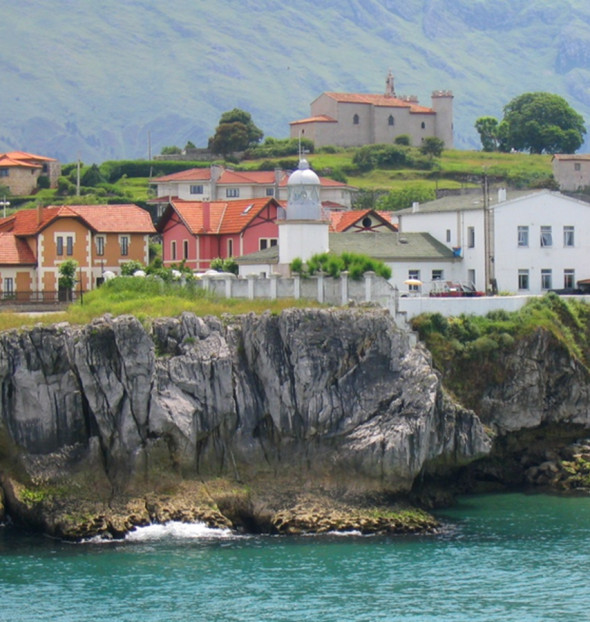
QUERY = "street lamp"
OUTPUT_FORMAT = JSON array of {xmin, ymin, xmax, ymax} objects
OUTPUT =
[{"xmin": 0, "ymin": 196, "xmax": 10, "ymax": 218}]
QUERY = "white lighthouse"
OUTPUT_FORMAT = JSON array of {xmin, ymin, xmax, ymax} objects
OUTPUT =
[{"xmin": 278, "ymin": 159, "xmax": 329, "ymax": 269}]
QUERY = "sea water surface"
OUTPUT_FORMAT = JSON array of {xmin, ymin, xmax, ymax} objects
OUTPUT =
[{"xmin": 1, "ymin": 492, "xmax": 590, "ymax": 621}]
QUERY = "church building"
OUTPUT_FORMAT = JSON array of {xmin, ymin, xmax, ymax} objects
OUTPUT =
[{"xmin": 290, "ymin": 72, "xmax": 453, "ymax": 149}]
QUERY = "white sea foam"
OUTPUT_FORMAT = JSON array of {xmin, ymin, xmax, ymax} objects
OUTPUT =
[{"xmin": 124, "ymin": 521, "xmax": 234, "ymax": 541}]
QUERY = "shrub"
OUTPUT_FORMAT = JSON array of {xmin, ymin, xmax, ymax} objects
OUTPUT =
[
  {"xmin": 121, "ymin": 260, "xmax": 145, "ymax": 276},
  {"xmin": 394, "ymin": 134, "xmax": 411, "ymax": 146},
  {"xmin": 37, "ymin": 175, "xmax": 50, "ymax": 189}
]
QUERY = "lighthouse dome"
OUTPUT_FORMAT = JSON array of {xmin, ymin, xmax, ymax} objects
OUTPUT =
[{"xmin": 286, "ymin": 159, "xmax": 322, "ymax": 220}]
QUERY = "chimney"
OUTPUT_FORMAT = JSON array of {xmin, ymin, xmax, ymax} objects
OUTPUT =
[
  {"xmin": 498, "ymin": 188, "xmax": 507, "ymax": 203},
  {"xmin": 202, "ymin": 201, "xmax": 210, "ymax": 232},
  {"xmin": 412, "ymin": 201, "xmax": 419, "ymax": 213}
]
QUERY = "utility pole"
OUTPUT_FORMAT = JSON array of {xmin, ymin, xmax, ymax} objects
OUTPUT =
[{"xmin": 76, "ymin": 154, "xmax": 81, "ymax": 197}]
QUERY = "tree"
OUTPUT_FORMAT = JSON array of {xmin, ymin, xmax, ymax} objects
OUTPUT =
[
  {"xmin": 58, "ymin": 259, "xmax": 78, "ymax": 300},
  {"xmin": 475, "ymin": 116, "xmax": 501, "ymax": 152},
  {"xmin": 161, "ymin": 145, "xmax": 182, "ymax": 155},
  {"xmin": 209, "ymin": 108, "xmax": 263, "ymax": 156},
  {"xmin": 500, "ymin": 92, "xmax": 586, "ymax": 154},
  {"xmin": 420, "ymin": 137, "xmax": 445, "ymax": 158}
]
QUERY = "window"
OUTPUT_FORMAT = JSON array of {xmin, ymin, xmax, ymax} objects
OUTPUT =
[
  {"xmin": 432, "ymin": 269, "xmax": 444, "ymax": 281},
  {"xmin": 120, "ymin": 236, "xmax": 129, "ymax": 256},
  {"xmin": 226, "ymin": 188, "xmax": 239, "ymax": 198},
  {"xmin": 518, "ymin": 269, "xmax": 529, "ymax": 290},
  {"xmin": 190, "ymin": 185, "xmax": 203, "ymax": 195},
  {"xmin": 467, "ymin": 226, "xmax": 475, "ymax": 248},
  {"xmin": 3, "ymin": 277, "xmax": 14, "ymax": 296},
  {"xmin": 227, "ymin": 239, "xmax": 233, "ymax": 257},
  {"xmin": 575, "ymin": 163, "xmax": 581, "ymax": 171},
  {"xmin": 170, "ymin": 240, "xmax": 176, "ymax": 261},
  {"xmin": 408, "ymin": 269, "xmax": 420, "ymax": 292},
  {"xmin": 96, "ymin": 236, "xmax": 105, "ymax": 256},
  {"xmin": 446, "ymin": 229, "xmax": 451, "ymax": 243},
  {"xmin": 66, "ymin": 236, "xmax": 74, "ymax": 256},
  {"xmin": 517, "ymin": 226, "xmax": 529, "ymax": 247},
  {"xmin": 388, "ymin": 115, "xmax": 394, "ymax": 126},
  {"xmin": 564, "ymin": 226, "xmax": 574, "ymax": 247},
  {"xmin": 0, "ymin": 169, "xmax": 8, "ymax": 177},
  {"xmin": 540, "ymin": 226, "xmax": 552, "ymax": 247},
  {"xmin": 56, "ymin": 236, "xmax": 64, "ymax": 256},
  {"xmin": 259, "ymin": 238, "xmax": 278, "ymax": 250},
  {"xmin": 183, "ymin": 239, "xmax": 189, "ymax": 260},
  {"xmin": 265, "ymin": 187, "xmax": 275, "ymax": 197},
  {"xmin": 421, "ymin": 122, "xmax": 426, "ymax": 129},
  {"xmin": 541, "ymin": 269, "xmax": 552, "ymax": 290},
  {"xmin": 564, "ymin": 269, "xmax": 575, "ymax": 289},
  {"xmin": 468, "ymin": 269, "xmax": 476, "ymax": 287},
  {"xmin": 353, "ymin": 114, "xmax": 359, "ymax": 125}
]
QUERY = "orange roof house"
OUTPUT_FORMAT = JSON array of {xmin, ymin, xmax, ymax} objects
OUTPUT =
[
  {"xmin": 329, "ymin": 209, "xmax": 397, "ymax": 233},
  {"xmin": 150, "ymin": 164, "xmax": 357, "ymax": 211},
  {"xmin": 290, "ymin": 71, "xmax": 453, "ymax": 150},
  {"xmin": 156, "ymin": 197, "xmax": 282, "ymax": 271},
  {"xmin": 0, "ymin": 151, "xmax": 61, "ymax": 196},
  {"xmin": 0, "ymin": 204, "xmax": 155, "ymax": 298}
]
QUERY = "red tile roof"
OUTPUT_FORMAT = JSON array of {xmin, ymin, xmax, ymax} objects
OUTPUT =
[
  {"xmin": 163, "ymin": 198, "xmax": 278, "ymax": 235},
  {"xmin": 3, "ymin": 204, "xmax": 155, "ymax": 236},
  {"xmin": 2, "ymin": 151, "xmax": 56, "ymax": 162},
  {"xmin": 323, "ymin": 92, "xmax": 435, "ymax": 114},
  {"xmin": 217, "ymin": 170, "xmax": 280, "ymax": 185},
  {"xmin": 289, "ymin": 114, "xmax": 338, "ymax": 125},
  {"xmin": 151, "ymin": 167, "xmax": 212, "ymax": 183},
  {"xmin": 0, "ymin": 232, "xmax": 36, "ymax": 265},
  {"xmin": 329, "ymin": 209, "xmax": 397, "ymax": 232},
  {"xmin": 0, "ymin": 155, "xmax": 42, "ymax": 169}
]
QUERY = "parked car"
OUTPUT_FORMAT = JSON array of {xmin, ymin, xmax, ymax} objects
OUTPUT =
[{"xmin": 429, "ymin": 281, "xmax": 485, "ymax": 297}]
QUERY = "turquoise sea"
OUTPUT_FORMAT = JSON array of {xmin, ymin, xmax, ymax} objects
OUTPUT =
[{"xmin": 1, "ymin": 492, "xmax": 590, "ymax": 622}]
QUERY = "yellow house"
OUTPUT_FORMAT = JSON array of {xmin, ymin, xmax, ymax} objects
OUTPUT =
[{"xmin": 0, "ymin": 204, "xmax": 155, "ymax": 298}]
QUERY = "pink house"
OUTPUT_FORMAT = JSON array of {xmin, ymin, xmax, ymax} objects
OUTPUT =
[{"xmin": 157, "ymin": 197, "xmax": 282, "ymax": 271}]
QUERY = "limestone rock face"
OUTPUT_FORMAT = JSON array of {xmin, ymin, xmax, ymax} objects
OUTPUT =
[
  {"xmin": 0, "ymin": 309, "xmax": 490, "ymax": 494},
  {"xmin": 478, "ymin": 330, "xmax": 590, "ymax": 434}
]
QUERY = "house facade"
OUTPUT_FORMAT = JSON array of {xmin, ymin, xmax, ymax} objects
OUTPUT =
[
  {"xmin": 0, "ymin": 204, "xmax": 154, "ymax": 297},
  {"xmin": 156, "ymin": 197, "xmax": 282, "ymax": 271},
  {"xmin": 0, "ymin": 151, "xmax": 61, "ymax": 195},
  {"xmin": 552, "ymin": 154, "xmax": 590, "ymax": 192},
  {"xmin": 396, "ymin": 189, "xmax": 590, "ymax": 295},
  {"xmin": 289, "ymin": 72, "xmax": 453, "ymax": 149},
  {"xmin": 150, "ymin": 165, "xmax": 357, "ymax": 214}
]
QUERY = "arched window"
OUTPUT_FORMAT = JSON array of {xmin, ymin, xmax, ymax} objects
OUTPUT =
[
  {"xmin": 388, "ymin": 115, "xmax": 394, "ymax": 126},
  {"xmin": 353, "ymin": 114, "xmax": 359, "ymax": 125},
  {"xmin": 421, "ymin": 122, "xmax": 426, "ymax": 129}
]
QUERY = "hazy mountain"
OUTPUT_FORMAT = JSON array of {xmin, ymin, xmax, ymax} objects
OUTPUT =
[{"xmin": 2, "ymin": 0, "xmax": 590, "ymax": 163}]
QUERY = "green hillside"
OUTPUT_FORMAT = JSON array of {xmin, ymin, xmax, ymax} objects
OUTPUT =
[{"xmin": 1, "ymin": 1, "xmax": 590, "ymax": 163}]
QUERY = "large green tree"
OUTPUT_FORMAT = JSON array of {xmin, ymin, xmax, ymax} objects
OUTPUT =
[
  {"xmin": 476, "ymin": 92, "xmax": 586, "ymax": 154},
  {"xmin": 209, "ymin": 108, "xmax": 263, "ymax": 156}
]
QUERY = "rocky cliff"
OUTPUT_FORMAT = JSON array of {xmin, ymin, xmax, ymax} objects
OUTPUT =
[{"xmin": 0, "ymin": 308, "xmax": 489, "ymax": 537}]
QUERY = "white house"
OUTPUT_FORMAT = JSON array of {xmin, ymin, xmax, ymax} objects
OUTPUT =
[
  {"xmin": 150, "ymin": 165, "xmax": 357, "ymax": 215},
  {"xmin": 396, "ymin": 189, "xmax": 590, "ymax": 295}
]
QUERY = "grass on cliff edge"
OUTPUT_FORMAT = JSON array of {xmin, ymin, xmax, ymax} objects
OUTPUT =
[
  {"xmin": 0, "ymin": 277, "xmax": 322, "ymax": 331},
  {"xmin": 411, "ymin": 292, "xmax": 590, "ymax": 409}
]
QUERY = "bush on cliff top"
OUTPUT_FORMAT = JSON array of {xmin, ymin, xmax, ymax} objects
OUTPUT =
[{"xmin": 412, "ymin": 293, "xmax": 590, "ymax": 408}]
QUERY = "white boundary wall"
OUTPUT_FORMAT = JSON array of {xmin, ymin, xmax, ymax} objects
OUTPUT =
[{"xmin": 196, "ymin": 272, "xmax": 590, "ymax": 324}]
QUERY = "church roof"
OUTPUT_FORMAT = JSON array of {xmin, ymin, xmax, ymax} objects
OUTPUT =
[{"xmin": 322, "ymin": 92, "xmax": 435, "ymax": 114}]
